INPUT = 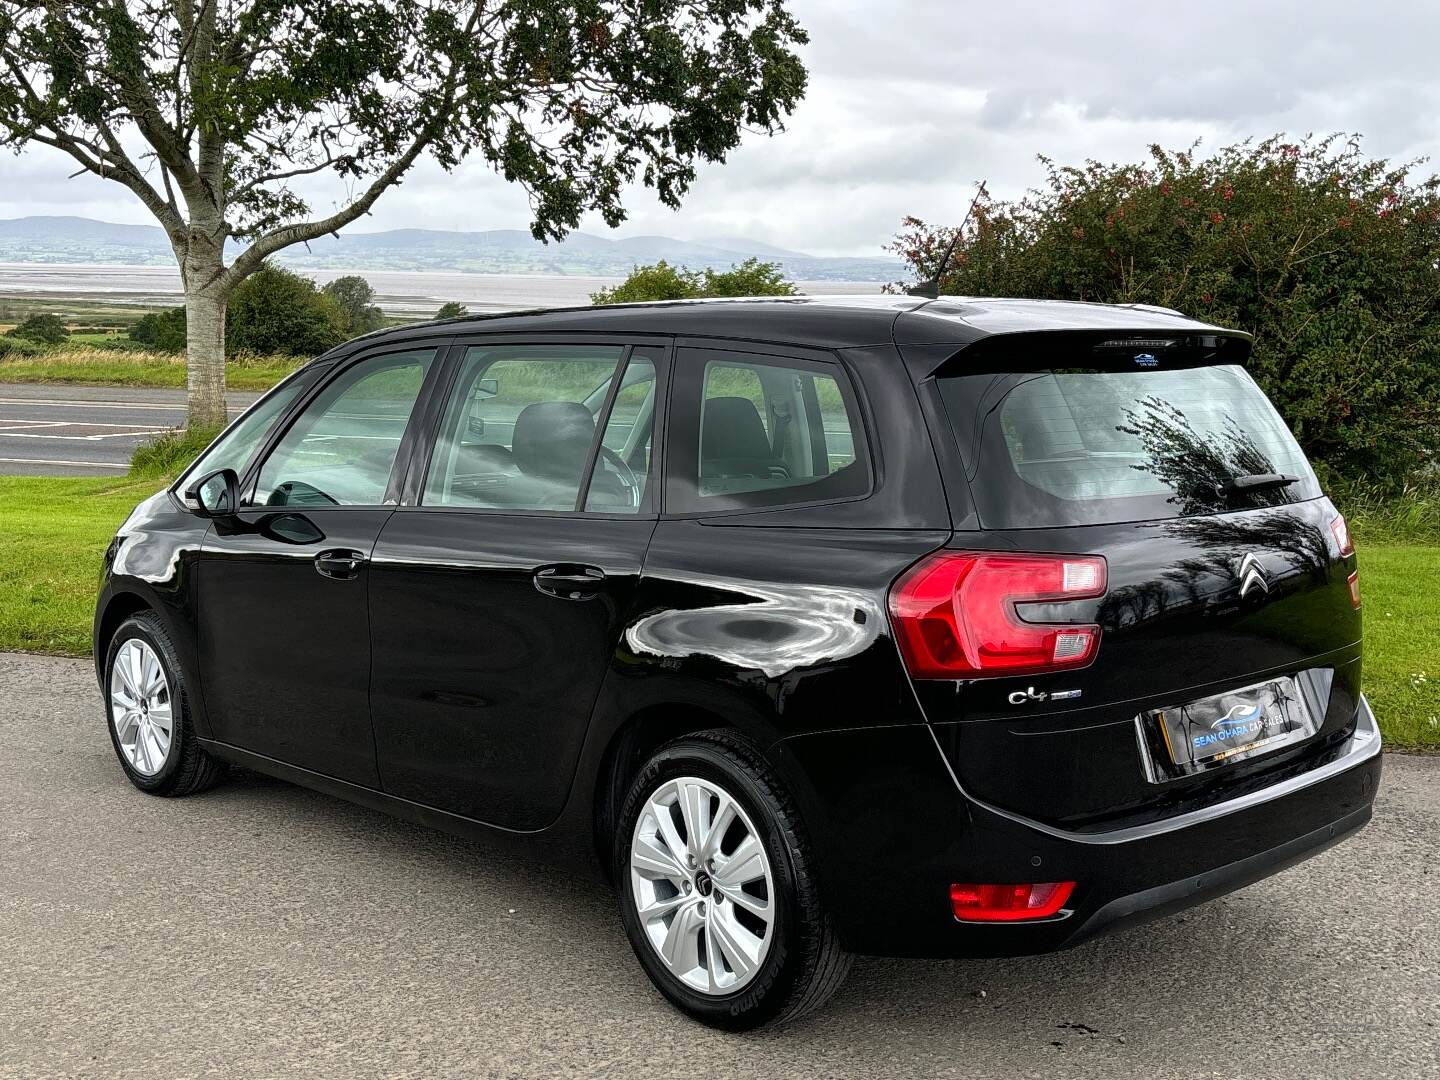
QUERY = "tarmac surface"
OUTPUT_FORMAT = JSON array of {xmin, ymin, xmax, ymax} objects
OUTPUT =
[
  {"xmin": 0, "ymin": 651, "xmax": 1435, "ymax": 1078},
  {"xmin": 0, "ymin": 384, "xmax": 258, "ymax": 475}
]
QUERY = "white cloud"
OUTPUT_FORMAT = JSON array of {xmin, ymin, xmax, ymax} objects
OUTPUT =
[{"xmin": 3, "ymin": 0, "xmax": 1438, "ymax": 257}]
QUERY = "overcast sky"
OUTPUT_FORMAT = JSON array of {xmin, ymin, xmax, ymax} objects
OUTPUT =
[{"xmin": 2, "ymin": 0, "xmax": 1437, "ymax": 256}]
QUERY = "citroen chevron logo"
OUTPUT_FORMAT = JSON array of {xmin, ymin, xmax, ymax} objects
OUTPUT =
[{"xmin": 1237, "ymin": 552, "xmax": 1270, "ymax": 599}]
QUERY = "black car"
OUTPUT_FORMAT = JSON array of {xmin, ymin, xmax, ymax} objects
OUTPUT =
[{"xmin": 94, "ymin": 296, "xmax": 1381, "ymax": 1029}]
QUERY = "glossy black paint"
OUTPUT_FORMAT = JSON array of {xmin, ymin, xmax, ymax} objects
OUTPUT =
[{"xmin": 94, "ymin": 297, "xmax": 1381, "ymax": 960}]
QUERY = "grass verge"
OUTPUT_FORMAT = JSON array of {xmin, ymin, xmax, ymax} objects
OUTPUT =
[
  {"xmin": 0, "ymin": 346, "xmax": 302, "ymax": 391},
  {"xmin": 0, "ymin": 475, "xmax": 1435, "ymax": 750}
]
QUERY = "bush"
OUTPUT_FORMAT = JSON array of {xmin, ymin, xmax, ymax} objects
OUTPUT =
[
  {"xmin": 890, "ymin": 136, "xmax": 1440, "ymax": 493},
  {"xmin": 591, "ymin": 258, "xmax": 798, "ymax": 304},
  {"xmin": 0, "ymin": 335, "xmax": 48, "ymax": 359},
  {"xmin": 435, "ymin": 301, "xmax": 469, "ymax": 319},
  {"xmin": 5, "ymin": 313, "xmax": 69, "ymax": 344},
  {"xmin": 322, "ymin": 275, "xmax": 386, "ymax": 335},
  {"xmin": 129, "ymin": 306, "xmax": 188, "ymax": 351},
  {"xmin": 227, "ymin": 264, "xmax": 348, "ymax": 356}
]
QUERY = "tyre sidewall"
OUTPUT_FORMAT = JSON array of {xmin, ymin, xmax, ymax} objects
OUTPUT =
[
  {"xmin": 103, "ymin": 614, "xmax": 189, "ymax": 792},
  {"xmin": 614, "ymin": 739, "xmax": 807, "ymax": 1031}
]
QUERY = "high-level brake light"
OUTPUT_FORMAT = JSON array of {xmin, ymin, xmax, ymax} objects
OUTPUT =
[
  {"xmin": 950, "ymin": 881, "xmax": 1077, "ymax": 922},
  {"xmin": 888, "ymin": 553, "xmax": 1108, "ymax": 678}
]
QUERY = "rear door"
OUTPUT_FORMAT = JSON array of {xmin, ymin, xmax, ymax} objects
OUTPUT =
[
  {"xmin": 911, "ymin": 332, "xmax": 1362, "ymax": 829},
  {"xmin": 367, "ymin": 339, "xmax": 666, "ymax": 829}
]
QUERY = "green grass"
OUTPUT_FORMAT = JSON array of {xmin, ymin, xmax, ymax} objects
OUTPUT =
[
  {"xmin": 0, "ymin": 346, "xmax": 303, "ymax": 390},
  {"xmin": 0, "ymin": 476, "xmax": 164, "ymax": 654},
  {"xmin": 1354, "ymin": 545, "xmax": 1439, "ymax": 750},
  {"xmin": 0, "ymin": 474, "xmax": 1435, "ymax": 750}
]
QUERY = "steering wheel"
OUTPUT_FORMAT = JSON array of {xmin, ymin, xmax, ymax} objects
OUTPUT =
[{"xmin": 597, "ymin": 446, "xmax": 640, "ymax": 509}]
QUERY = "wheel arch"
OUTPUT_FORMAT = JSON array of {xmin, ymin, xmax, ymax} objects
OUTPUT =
[{"xmin": 93, "ymin": 590, "xmax": 156, "ymax": 682}]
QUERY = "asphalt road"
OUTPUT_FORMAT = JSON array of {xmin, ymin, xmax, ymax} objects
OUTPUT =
[
  {"xmin": 1, "ymin": 652, "xmax": 1435, "ymax": 1079},
  {"xmin": 0, "ymin": 384, "xmax": 259, "ymax": 476}
]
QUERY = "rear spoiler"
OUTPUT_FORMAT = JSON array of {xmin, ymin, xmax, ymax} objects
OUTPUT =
[{"xmin": 904, "ymin": 328, "xmax": 1254, "ymax": 381}]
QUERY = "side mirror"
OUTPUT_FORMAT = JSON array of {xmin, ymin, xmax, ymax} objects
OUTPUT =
[
  {"xmin": 474, "ymin": 378, "xmax": 499, "ymax": 399},
  {"xmin": 185, "ymin": 467, "xmax": 241, "ymax": 520}
]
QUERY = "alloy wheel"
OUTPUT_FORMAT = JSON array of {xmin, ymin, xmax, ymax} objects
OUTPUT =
[
  {"xmin": 109, "ymin": 639, "xmax": 173, "ymax": 777},
  {"xmin": 628, "ymin": 775, "xmax": 775, "ymax": 995}
]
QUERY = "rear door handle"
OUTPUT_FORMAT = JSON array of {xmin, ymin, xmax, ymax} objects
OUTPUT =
[
  {"xmin": 314, "ymin": 549, "xmax": 366, "ymax": 580},
  {"xmin": 533, "ymin": 565, "xmax": 606, "ymax": 600}
]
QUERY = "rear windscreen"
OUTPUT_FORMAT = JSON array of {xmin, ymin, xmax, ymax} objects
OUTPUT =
[{"xmin": 939, "ymin": 363, "xmax": 1322, "ymax": 528}]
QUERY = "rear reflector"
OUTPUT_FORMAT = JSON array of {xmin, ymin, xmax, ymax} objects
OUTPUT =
[
  {"xmin": 950, "ymin": 881, "xmax": 1076, "ymax": 922},
  {"xmin": 1347, "ymin": 570, "xmax": 1361, "ymax": 609},
  {"xmin": 888, "ymin": 552, "xmax": 1107, "ymax": 679}
]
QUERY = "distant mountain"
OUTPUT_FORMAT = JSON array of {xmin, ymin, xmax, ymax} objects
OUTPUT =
[{"xmin": 0, "ymin": 216, "xmax": 900, "ymax": 282}]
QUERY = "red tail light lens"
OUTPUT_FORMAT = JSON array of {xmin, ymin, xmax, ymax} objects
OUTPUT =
[
  {"xmin": 950, "ymin": 881, "xmax": 1076, "ymax": 922},
  {"xmin": 1330, "ymin": 514, "xmax": 1355, "ymax": 558},
  {"xmin": 888, "ymin": 552, "xmax": 1107, "ymax": 678}
]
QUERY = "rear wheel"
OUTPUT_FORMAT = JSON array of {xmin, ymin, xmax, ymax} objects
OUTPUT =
[
  {"xmin": 614, "ymin": 731, "xmax": 851, "ymax": 1029},
  {"xmin": 104, "ymin": 612, "xmax": 225, "ymax": 796}
]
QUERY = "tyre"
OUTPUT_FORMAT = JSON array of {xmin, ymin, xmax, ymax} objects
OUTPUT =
[
  {"xmin": 614, "ymin": 730, "xmax": 851, "ymax": 1030},
  {"xmin": 103, "ymin": 611, "xmax": 225, "ymax": 796}
]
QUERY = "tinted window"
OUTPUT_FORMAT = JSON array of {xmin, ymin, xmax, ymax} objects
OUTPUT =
[
  {"xmin": 178, "ymin": 369, "xmax": 312, "ymax": 493},
  {"xmin": 423, "ymin": 344, "xmax": 629, "ymax": 511},
  {"xmin": 939, "ymin": 363, "xmax": 1322, "ymax": 528},
  {"xmin": 667, "ymin": 349, "xmax": 869, "ymax": 513},
  {"xmin": 253, "ymin": 348, "xmax": 436, "ymax": 507}
]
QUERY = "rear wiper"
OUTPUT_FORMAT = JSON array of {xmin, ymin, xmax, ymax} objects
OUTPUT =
[{"xmin": 1215, "ymin": 473, "xmax": 1299, "ymax": 497}]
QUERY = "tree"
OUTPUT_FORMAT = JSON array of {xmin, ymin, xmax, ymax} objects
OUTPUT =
[
  {"xmin": 435, "ymin": 301, "xmax": 469, "ymax": 319},
  {"xmin": 130, "ymin": 306, "xmax": 188, "ymax": 351},
  {"xmin": 323, "ymin": 276, "xmax": 386, "ymax": 335},
  {"xmin": 890, "ymin": 136, "xmax": 1440, "ymax": 492},
  {"xmin": 227, "ymin": 265, "xmax": 348, "ymax": 356},
  {"xmin": 4, "ymin": 312, "xmax": 69, "ymax": 344},
  {"xmin": 591, "ymin": 257, "xmax": 798, "ymax": 304},
  {"xmin": 0, "ymin": 2, "xmax": 808, "ymax": 428}
]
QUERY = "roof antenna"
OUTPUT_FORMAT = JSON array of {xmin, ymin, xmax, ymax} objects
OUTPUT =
[{"xmin": 906, "ymin": 181, "xmax": 989, "ymax": 299}]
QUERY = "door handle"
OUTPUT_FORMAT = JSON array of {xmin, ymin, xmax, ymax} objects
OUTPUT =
[
  {"xmin": 314, "ymin": 549, "xmax": 366, "ymax": 580},
  {"xmin": 533, "ymin": 565, "xmax": 606, "ymax": 600}
]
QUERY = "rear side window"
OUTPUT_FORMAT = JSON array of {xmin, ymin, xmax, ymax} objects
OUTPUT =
[
  {"xmin": 666, "ymin": 348, "xmax": 869, "ymax": 513},
  {"xmin": 940, "ymin": 362, "xmax": 1321, "ymax": 528}
]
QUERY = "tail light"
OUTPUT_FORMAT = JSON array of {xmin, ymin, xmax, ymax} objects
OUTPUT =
[
  {"xmin": 888, "ymin": 552, "xmax": 1107, "ymax": 678},
  {"xmin": 1330, "ymin": 514, "xmax": 1359, "ymax": 607},
  {"xmin": 950, "ymin": 881, "xmax": 1076, "ymax": 922},
  {"xmin": 1330, "ymin": 513, "xmax": 1355, "ymax": 558}
]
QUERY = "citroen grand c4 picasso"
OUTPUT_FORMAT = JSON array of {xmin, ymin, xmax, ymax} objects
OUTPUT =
[{"xmin": 95, "ymin": 296, "xmax": 1381, "ymax": 1029}]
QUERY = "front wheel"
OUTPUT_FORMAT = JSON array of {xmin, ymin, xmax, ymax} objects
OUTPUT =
[
  {"xmin": 103, "ymin": 612, "xmax": 225, "ymax": 796},
  {"xmin": 614, "ymin": 731, "xmax": 851, "ymax": 1029}
]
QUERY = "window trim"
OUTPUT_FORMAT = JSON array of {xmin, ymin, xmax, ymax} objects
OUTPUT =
[
  {"xmin": 663, "ymin": 343, "xmax": 874, "ymax": 518},
  {"xmin": 397, "ymin": 336, "xmax": 672, "ymax": 518},
  {"xmin": 237, "ymin": 339, "xmax": 452, "ymax": 511}
]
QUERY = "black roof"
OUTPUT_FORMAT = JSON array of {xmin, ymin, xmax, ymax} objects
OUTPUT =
[{"xmin": 331, "ymin": 294, "xmax": 1241, "ymax": 359}]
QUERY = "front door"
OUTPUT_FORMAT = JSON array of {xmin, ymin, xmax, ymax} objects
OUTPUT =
[
  {"xmin": 196, "ymin": 345, "xmax": 442, "ymax": 786},
  {"xmin": 369, "ymin": 341, "xmax": 665, "ymax": 829}
]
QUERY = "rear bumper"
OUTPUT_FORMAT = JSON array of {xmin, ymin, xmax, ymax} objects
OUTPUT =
[{"xmin": 770, "ymin": 695, "xmax": 1382, "ymax": 958}]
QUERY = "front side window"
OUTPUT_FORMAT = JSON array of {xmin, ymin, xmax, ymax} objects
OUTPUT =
[
  {"xmin": 667, "ymin": 348, "xmax": 868, "ymax": 513},
  {"xmin": 253, "ymin": 347, "xmax": 436, "ymax": 507},
  {"xmin": 423, "ymin": 343, "xmax": 658, "ymax": 513},
  {"xmin": 178, "ymin": 368, "xmax": 313, "ymax": 494}
]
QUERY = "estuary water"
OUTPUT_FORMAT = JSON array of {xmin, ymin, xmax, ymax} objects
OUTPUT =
[{"xmin": 0, "ymin": 263, "xmax": 887, "ymax": 316}]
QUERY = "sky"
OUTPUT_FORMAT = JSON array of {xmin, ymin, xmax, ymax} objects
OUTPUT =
[{"xmin": 2, "ymin": 0, "xmax": 1438, "ymax": 257}]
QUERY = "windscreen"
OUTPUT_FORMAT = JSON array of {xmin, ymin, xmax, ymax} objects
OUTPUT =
[{"xmin": 939, "ymin": 359, "xmax": 1322, "ymax": 528}]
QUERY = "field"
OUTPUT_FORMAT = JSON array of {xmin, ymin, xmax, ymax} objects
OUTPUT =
[
  {"xmin": 0, "ymin": 345, "xmax": 303, "ymax": 390},
  {"xmin": 0, "ymin": 472, "xmax": 1433, "ymax": 750}
]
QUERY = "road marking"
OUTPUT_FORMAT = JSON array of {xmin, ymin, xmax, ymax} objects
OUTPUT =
[
  {"xmin": 0, "ymin": 418, "xmax": 174, "ymax": 430},
  {"xmin": 0, "ymin": 456, "xmax": 129, "ymax": 469},
  {"xmin": 0, "ymin": 429, "xmax": 169, "ymax": 441},
  {"xmin": 0, "ymin": 397, "xmax": 187, "ymax": 410}
]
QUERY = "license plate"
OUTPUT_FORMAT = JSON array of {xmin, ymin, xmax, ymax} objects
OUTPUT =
[{"xmin": 1137, "ymin": 677, "xmax": 1317, "ymax": 780}]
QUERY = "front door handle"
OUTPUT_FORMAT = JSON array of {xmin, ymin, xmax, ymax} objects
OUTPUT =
[
  {"xmin": 315, "ymin": 549, "xmax": 366, "ymax": 580},
  {"xmin": 533, "ymin": 564, "xmax": 606, "ymax": 600}
]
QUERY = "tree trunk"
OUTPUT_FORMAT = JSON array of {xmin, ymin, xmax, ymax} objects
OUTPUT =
[{"xmin": 184, "ymin": 285, "xmax": 228, "ymax": 430}]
